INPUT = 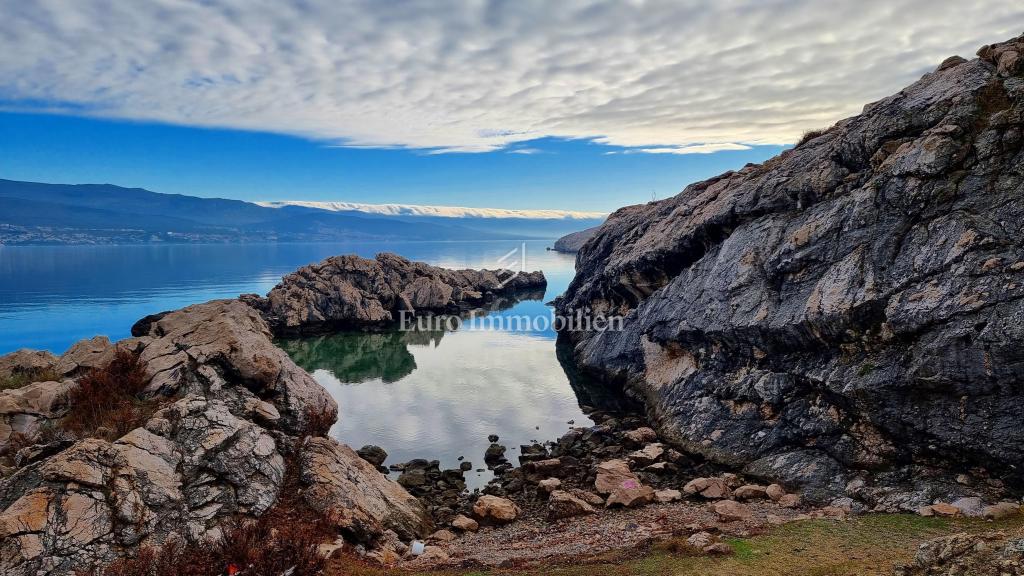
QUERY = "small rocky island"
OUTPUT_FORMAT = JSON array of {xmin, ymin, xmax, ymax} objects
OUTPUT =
[{"xmin": 2, "ymin": 34, "xmax": 1024, "ymax": 576}]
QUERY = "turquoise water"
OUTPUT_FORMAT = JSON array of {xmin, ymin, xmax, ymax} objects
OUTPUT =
[{"xmin": 0, "ymin": 240, "xmax": 593, "ymax": 488}]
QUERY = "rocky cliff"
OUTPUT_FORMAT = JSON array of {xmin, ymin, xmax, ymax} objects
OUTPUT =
[
  {"xmin": 557, "ymin": 35, "xmax": 1024, "ymax": 508},
  {"xmin": 241, "ymin": 252, "xmax": 546, "ymax": 336}
]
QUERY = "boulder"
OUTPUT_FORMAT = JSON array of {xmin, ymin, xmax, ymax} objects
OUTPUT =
[
  {"xmin": 594, "ymin": 459, "xmax": 635, "ymax": 495},
  {"xmin": 628, "ymin": 443, "xmax": 664, "ymax": 466},
  {"xmin": 451, "ymin": 514, "xmax": 479, "ymax": 532},
  {"xmin": 930, "ymin": 503, "xmax": 961, "ymax": 517},
  {"xmin": 733, "ymin": 484, "xmax": 768, "ymax": 501},
  {"xmin": 300, "ymin": 437, "xmax": 431, "ymax": 540},
  {"xmin": 683, "ymin": 477, "xmax": 732, "ymax": 499},
  {"xmin": 950, "ymin": 496, "xmax": 985, "ymax": 518},
  {"xmin": 713, "ymin": 500, "xmax": 753, "ymax": 522},
  {"xmin": 538, "ymin": 478, "xmax": 562, "ymax": 494},
  {"xmin": 778, "ymin": 494, "xmax": 802, "ymax": 509},
  {"xmin": 547, "ymin": 490, "xmax": 596, "ymax": 520},
  {"xmin": 356, "ymin": 444, "xmax": 388, "ymax": 467},
  {"xmin": 687, "ymin": 531, "xmax": 715, "ymax": 548},
  {"xmin": 655, "ymin": 489, "xmax": 682, "ymax": 503},
  {"xmin": 623, "ymin": 427, "xmax": 658, "ymax": 444},
  {"xmin": 428, "ymin": 529, "xmax": 457, "ymax": 543},
  {"xmin": 472, "ymin": 495, "xmax": 520, "ymax": 525},
  {"xmin": 766, "ymin": 484, "xmax": 786, "ymax": 501},
  {"xmin": 982, "ymin": 502, "xmax": 1020, "ymax": 520}
]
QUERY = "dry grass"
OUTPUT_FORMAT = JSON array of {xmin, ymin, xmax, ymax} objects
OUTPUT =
[
  {"xmin": 796, "ymin": 128, "xmax": 828, "ymax": 146},
  {"xmin": 0, "ymin": 366, "xmax": 60, "ymax": 391},
  {"xmin": 61, "ymin": 349, "xmax": 153, "ymax": 441}
]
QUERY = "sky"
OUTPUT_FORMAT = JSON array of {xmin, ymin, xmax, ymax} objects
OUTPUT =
[{"xmin": 0, "ymin": 0, "xmax": 1021, "ymax": 212}]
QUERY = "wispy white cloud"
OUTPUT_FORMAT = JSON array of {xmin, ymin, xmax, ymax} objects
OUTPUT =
[
  {"xmin": 0, "ymin": 1, "xmax": 1020, "ymax": 153},
  {"xmin": 257, "ymin": 200, "xmax": 606, "ymax": 220}
]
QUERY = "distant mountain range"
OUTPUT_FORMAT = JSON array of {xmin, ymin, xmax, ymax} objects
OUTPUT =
[{"xmin": 0, "ymin": 179, "xmax": 605, "ymax": 245}]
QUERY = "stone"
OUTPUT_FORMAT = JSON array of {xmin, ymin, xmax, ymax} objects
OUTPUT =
[
  {"xmin": 594, "ymin": 459, "xmax": 635, "ymax": 494},
  {"xmin": 628, "ymin": 443, "xmax": 664, "ymax": 466},
  {"xmin": 538, "ymin": 478, "xmax": 562, "ymax": 494},
  {"xmin": 683, "ymin": 477, "xmax": 732, "ymax": 499},
  {"xmin": 570, "ymin": 489, "xmax": 605, "ymax": 507},
  {"xmin": 547, "ymin": 490, "xmax": 596, "ymax": 520},
  {"xmin": 428, "ymin": 529, "xmax": 457, "ymax": 543},
  {"xmin": 0, "ymin": 379, "xmax": 76, "ymax": 451},
  {"xmin": 356, "ymin": 444, "xmax": 388, "ymax": 467},
  {"xmin": 765, "ymin": 484, "xmax": 787, "ymax": 501},
  {"xmin": 655, "ymin": 489, "xmax": 682, "ymax": 503},
  {"xmin": 623, "ymin": 427, "xmax": 658, "ymax": 444},
  {"xmin": 555, "ymin": 31, "xmax": 1024, "ymax": 505},
  {"xmin": 733, "ymin": 484, "xmax": 768, "ymax": 501},
  {"xmin": 484, "ymin": 443, "xmax": 507, "ymax": 464},
  {"xmin": 704, "ymin": 542, "xmax": 734, "ymax": 555},
  {"xmin": 930, "ymin": 503, "xmax": 961, "ymax": 517},
  {"xmin": 687, "ymin": 531, "xmax": 715, "ymax": 548},
  {"xmin": 472, "ymin": 495, "xmax": 520, "ymax": 524},
  {"xmin": 605, "ymin": 481, "xmax": 655, "ymax": 508},
  {"xmin": 713, "ymin": 500, "xmax": 753, "ymax": 522},
  {"xmin": 950, "ymin": 496, "xmax": 985, "ymax": 517},
  {"xmin": 451, "ymin": 515, "xmax": 479, "ymax": 532},
  {"xmin": 982, "ymin": 502, "xmax": 1020, "ymax": 520},
  {"xmin": 778, "ymin": 494, "xmax": 802, "ymax": 509}
]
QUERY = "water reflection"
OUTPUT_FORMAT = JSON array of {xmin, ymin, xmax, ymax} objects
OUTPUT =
[
  {"xmin": 284, "ymin": 328, "xmax": 594, "ymax": 490},
  {"xmin": 277, "ymin": 331, "xmax": 444, "ymax": 383}
]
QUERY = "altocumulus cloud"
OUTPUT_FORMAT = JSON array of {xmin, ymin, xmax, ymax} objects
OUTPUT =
[{"xmin": 0, "ymin": 0, "xmax": 1021, "ymax": 153}]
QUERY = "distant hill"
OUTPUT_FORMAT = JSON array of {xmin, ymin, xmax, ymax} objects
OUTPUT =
[
  {"xmin": 0, "ymin": 179, "xmax": 601, "ymax": 245},
  {"xmin": 552, "ymin": 226, "xmax": 600, "ymax": 253}
]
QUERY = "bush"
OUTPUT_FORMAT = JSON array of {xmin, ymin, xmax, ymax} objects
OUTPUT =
[
  {"xmin": 797, "ymin": 128, "xmax": 827, "ymax": 146},
  {"xmin": 62, "ymin": 349, "xmax": 152, "ymax": 441}
]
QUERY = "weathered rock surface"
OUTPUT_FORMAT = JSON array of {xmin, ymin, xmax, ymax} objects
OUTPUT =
[
  {"xmin": 0, "ymin": 298, "xmax": 431, "ymax": 575},
  {"xmin": 300, "ymin": 437, "xmax": 432, "ymax": 540},
  {"xmin": 896, "ymin": 531, "xmax": 1024, "ymax": 576},
  {"xmin": 472, "ymin": 495, "xmax": 520, "ymax": 525},
  {"xmin": 242, "ymin": 252, "xmax": 546, "ymax": 336},
  {"xmin": 0, "ymin": 349, "xmax": 58, "ymax": 381},
  {"xmin": 557, "ymin": 34, "xmax": 1024, "ymax": 504},
  {"xmin": 553, "ymin": 226, "xmax": 601, "ymax": 253},
  {"xmin": 547, "ymin": 489, "xmax": 596, "ymax": 519}
]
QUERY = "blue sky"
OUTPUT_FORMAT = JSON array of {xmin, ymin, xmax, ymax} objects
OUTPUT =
[
  {"xmin": 0, "ymin": 112, "xmax": 783, "ymax": 212},
  {"xmin": 0, "ymin": 1, "xmax": 1019, "ymax": 213}
]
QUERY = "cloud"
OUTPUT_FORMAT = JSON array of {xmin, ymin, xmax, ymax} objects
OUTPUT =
[
  {"xmin": 257, "ymin": 200, "xmax": 606, "ymax": 220},
  {"xmin": 0, "ymin": 1, "xmax": 1020, "ymax": 153}
]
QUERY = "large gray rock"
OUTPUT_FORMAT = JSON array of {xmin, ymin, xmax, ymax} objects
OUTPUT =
[
  {"xmin": 242, "ymin": 252, "xmax": 546, "ymax": 336},
  {"xmin": 557, "ymin": 34, "xmax": 1024, "ymax": 504}
]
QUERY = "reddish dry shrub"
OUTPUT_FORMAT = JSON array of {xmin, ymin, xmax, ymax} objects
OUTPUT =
[{"xmin": 62, "ymin": 349, "xmax": 152, "ymax": 441}]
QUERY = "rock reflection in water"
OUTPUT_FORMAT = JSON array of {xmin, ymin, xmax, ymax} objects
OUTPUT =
[
  {"xmin": 283, "ymin": 328, "xmax": 594, "ymax": 490},
  {"xmin": 276, "ymin": 330, "xmax": 444, "ymax": 384}
]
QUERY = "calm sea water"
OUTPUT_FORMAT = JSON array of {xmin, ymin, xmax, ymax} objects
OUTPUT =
[{"xmin": 0, "ymin": 240, "xmax": 593, "ymax": 489}]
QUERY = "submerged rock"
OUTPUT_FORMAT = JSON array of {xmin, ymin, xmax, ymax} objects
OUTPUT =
[{"xmin": 557, "ymin": 33, "xmax": 1024, "ymax": 503}]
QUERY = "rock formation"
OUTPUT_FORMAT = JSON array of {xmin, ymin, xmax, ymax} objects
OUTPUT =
[
  {"xmin": 241, "ymin": 252, "xmax": 547, "ymax": 336},
  {"xmin": 557, "ymin": 35, "xmax": 1024, "ymax": 507},
  {"xmin": 553, "ymin": 226, "xmax": 601, "ymax": 253},
  {"xmin": 0, "ymin": 298, "xmax": 431, "ymax": 574}
]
